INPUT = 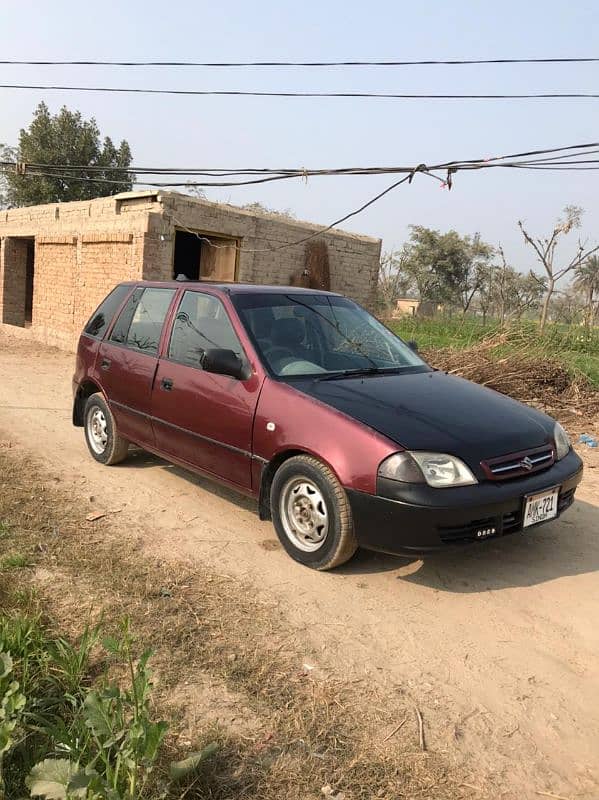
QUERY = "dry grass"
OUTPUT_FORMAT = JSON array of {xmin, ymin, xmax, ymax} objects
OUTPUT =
[
  {"xmin": 425, "ymin": 331, "xmax": 599, "ymax": 428},
  {"xmin": 0, "ymin": 444, "xmax": 481, "ymax": 800}
]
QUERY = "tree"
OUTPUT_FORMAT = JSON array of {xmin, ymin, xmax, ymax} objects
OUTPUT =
[
  {"xmin": 376, "ymin": 251, "xmax": 415, "ymax": 314},
  {"xmin": 0, "ymin": 102, "xmax": 134, "ymax": 207},
  {"xmin": 550, "ymin": 287, "xmax": 585, "ymax": 325},
  {"xmin": 399, "ymin": 226, "xmax": 494, "ymax": 313},
  {"xmin": 518, "ymin": 206, "xmax": 599, "ymax": 332},
  {"xmin": 494, "ymin": 246, "xmax": 546, "ymax": 322},
  {"xmin": 573, "ymin": 254, "xmax": 599, "ymax": 329}
]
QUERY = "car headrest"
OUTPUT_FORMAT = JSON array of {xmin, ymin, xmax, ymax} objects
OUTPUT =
[{"xmin": 271, "ymin": 317, "xmax": 305, "ymax": 347}]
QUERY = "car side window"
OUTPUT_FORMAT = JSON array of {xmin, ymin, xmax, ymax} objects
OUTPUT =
[
  {"xmin": 84, "ymin": 284, "xmax": 132, "ymax": 339},
  {"xmin": 168, "ymin": 291, "xmax": 243, "ymax": 368},
  {"xmin": 109, "ymin": 287, "xmax": 175, "ymax": 355}
]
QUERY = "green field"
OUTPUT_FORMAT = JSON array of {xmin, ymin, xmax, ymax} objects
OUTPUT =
[{"xmin": 388, "ymin": 316, "xmax": 599, "ymax": 387}]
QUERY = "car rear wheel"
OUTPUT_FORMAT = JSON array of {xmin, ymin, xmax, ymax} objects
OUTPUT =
[
  {"xmin": 84, "ymin": 393, "xmax": 129, "ymax": 465},
  {"xmin": 270, "ymin": 455, "xmax": 358, "ymax": 570}
]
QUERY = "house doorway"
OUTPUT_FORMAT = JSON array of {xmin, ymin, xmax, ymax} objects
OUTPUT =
[
  {"xmin": 1, "ymin": 236, "xmax": 35, "ymax": 327},
  {"xmin": 173, "ymin": 230, "xmax": 238, "ymax": 282}
]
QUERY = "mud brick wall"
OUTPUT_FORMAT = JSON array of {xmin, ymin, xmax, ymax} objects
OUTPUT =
[{"xmin": 0, "ymin": 191, "xmax": 381, "ymax": 351}]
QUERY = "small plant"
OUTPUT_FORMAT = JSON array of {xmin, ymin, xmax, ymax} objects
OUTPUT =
[
  {"xmin": 1, "ymin": 553, "xmax": 29, "ymax": 570},
  {"xmin": 0, "ymin": 618, "xmax": 220, "ymax": 799},
  {"xmin": 0, "ymin": 651, "xmax": 27, "ymax": 794}
]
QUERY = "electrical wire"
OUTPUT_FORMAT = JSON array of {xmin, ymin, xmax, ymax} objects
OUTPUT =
[
  {"xmin": 2, "ymin": 57, "xmax": 599, "ymax": 67},
  {"xmin": 3, "ymin": 142, "xmax": 599, "ymax": 184},
  {"xmin": 1, "ymin": 84, "xmax": 599, "ymax": 99},
  {"xmin": 167, "ymin": 173, "xmax": 419, "ymax": 254},
  {"xmin": 2, "ymin": 142, "xmax": 599, "ymax": 252}
]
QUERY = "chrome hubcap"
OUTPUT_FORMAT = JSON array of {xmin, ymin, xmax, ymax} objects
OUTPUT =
[
  {"xmin": 87, "ymin": 407, "xmax": 108, "ymax": 454},
  {"xmin": 280, "ymin": 476, "xmax": 329, "ymax": 552}
]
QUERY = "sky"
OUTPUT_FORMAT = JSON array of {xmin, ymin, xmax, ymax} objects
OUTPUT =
[{"xmin": 1, "ymin": 0, "xmax": 598, "ymax": 275}]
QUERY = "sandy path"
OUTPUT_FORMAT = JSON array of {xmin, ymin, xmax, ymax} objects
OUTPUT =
[{"xmin": 1, "ymin": 332, "xmax": 598, "ymax": 799}]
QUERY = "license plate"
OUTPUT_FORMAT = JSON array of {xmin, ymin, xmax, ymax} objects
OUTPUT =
[{"xmin": 523, "ymin": 487, "xmax": 559, "ymax": 528}]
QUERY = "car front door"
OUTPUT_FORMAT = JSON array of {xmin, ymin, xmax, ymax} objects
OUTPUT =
[
  {"xmin": 151, "ymin": 290, "xmax": 263, "ymax": 490},
  {"xmin": 97, "ymin": 286, "xmax": 176, "ymax": 446}
]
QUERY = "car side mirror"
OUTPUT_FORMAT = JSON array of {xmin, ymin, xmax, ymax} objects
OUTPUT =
[
  {"xmin": 202, "ymin": 348, "xmax": 248, "ymax": 380},
  {"xmin": 407, "ymin": 340, "xmax": 419, "ymax": 353}
]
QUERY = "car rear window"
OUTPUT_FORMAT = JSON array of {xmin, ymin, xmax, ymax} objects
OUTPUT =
[
  {"xmin": 84, "ymin": 284, "xmax": 132, "ymax": 339},
  {"xmin": 110, "ymin": 287, "xmax": 176, "ymax": 355}
]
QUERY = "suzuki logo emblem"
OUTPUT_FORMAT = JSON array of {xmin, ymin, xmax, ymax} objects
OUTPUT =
[{"xmin": 520, "ymin": 456, "xmax": 534, "ymax": 471}]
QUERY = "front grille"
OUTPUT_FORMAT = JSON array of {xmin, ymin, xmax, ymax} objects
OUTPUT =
[{"xmin": 481, "ymin": 445, "xmax": 555, "ymax": 481}]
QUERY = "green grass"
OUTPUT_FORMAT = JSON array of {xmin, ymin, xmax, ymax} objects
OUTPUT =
[
  {"xmin": 1, "ymin": 553, "xmax": 29, "ymax": 570},
  {"xmin": 388, "ymin": 316, "xmax": 599, "ymax": 387}
]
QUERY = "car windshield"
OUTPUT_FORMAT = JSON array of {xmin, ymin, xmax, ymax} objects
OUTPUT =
[{"xmin": 232, "ymin": 292, "xmax": 429, "ymax": 378}]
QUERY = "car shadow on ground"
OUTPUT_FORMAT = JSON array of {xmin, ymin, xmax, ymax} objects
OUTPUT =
[
  {"xmin": 118, "ymin": 449, "xmax": 598, "ymax": 592},
  {"xmin": 120, "ymin": 447, "xmax": 258, "ymax": 513},
  {"xmin": 340, "ymin": 499, "xmax": 599, "ymax": 591}
]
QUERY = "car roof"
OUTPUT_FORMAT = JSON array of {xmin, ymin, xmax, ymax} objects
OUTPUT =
[{"xmin": 121, "ymin": 280, "xmax": 341, "ymax": 297}]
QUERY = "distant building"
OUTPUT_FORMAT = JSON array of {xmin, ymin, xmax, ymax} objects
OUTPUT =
[
  {"xmin": 0, "ymin": 190, "xmax": 381, "ymax": 351},
  {"xmin": 392, "ymin": 297, "xmax": 443, "ymax": 318}
]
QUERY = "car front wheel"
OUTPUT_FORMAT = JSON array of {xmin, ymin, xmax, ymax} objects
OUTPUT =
[
  {"xmin": 270, "ymin": 455, "xmax": 358, "ymax": 570},
  {"xmin": 84, "ymin": 393, "xmax": 129, "ymax": 465}
]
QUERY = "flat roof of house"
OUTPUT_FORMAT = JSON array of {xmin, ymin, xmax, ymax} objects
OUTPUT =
[{"xmin": 121, "ymin": 190, "xmax": 381, "ymax": 244}]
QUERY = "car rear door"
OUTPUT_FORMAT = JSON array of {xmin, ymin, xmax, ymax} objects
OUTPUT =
[
  {"xmin": 151, "ymin": 289, "xmax": 263, "ymax": 490},
  {"xmin": 97, "ymin": 286, "xmax": 176, "ymax": 446}
]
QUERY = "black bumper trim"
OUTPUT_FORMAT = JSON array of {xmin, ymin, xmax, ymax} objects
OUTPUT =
[{"xmin": 347, "ymin": 450, "xmax": 583, "ymax": 555}]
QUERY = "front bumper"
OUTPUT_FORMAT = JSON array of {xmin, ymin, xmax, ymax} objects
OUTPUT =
[{"xmin": 347, "ymin": 449, "xmax": 583, "ymax": 555}]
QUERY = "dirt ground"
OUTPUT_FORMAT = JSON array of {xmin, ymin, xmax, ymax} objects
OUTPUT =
[{"xmin": 1, "ymin": 331, "xmax": 598, "ymax": 800}]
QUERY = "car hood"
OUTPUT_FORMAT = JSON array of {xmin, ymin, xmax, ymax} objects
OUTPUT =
[{"xmin": 289, "ymin": 370, "xmax": 554, "ymax": 472}]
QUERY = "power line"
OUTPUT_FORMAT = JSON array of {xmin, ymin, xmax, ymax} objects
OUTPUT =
[
  {"xmin": 3, "ymin": 142, "xmax": 598, "ymax": 176},
  {"xmin": 1, "ymin": 83, "xmax": 599, "ymax": 100},
  {"xmin": 4, "ymin": 143, "xmax": 598, "ymax": 253},
  {"xmin": 169, "ymin": 173, "xmax": 423, "ymax": 254},
  {"xmin": 2, "ymin": 57, "xmax": 599, "ymax": 67},
  {"xmin": 3, "ymin": 143, "xmax": 599, "ymax": 188}
]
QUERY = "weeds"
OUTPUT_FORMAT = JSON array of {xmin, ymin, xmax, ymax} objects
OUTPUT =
[
  {"xmin": 0, "ymin": 554, "xmax": 29, "ymax": 571},
  {"xmin": 0, "ymin": 447, "xmax": 481, "ymax": 800},
  {"xmin": 0, "ymin": 614, "xmax": 216, "ymax": 799}
]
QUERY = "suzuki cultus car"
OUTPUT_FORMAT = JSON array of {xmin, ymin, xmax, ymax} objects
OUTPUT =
[{"xmin": 73, "ymin": 281, "xmax": 583, "ymax": 570}]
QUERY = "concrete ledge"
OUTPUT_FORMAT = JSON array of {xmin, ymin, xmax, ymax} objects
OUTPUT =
[
  {"xmin": 81, "ymin": 233, "xmax": 134, "ymax": 244},
  {"xmin": 37, "ymin": 236, "xmax": 77, "ymax": 245}
]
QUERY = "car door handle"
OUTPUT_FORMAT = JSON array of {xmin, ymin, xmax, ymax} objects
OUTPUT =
[
  {"xmin": 100, "ymin": 358, "xmax": 111, "ymax": 371},
  {"xmin": 161, "ymin": 378, "xmax": 174, "ymax": 391}
]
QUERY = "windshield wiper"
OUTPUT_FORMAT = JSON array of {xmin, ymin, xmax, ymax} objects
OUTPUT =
[{"xmin": 316, "ymin": 367, "xmax": 402, "ymax": 381}]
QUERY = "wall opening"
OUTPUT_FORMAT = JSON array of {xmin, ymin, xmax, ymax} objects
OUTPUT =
[
  {"xmin": 24, "ymin": 238, "xmax": 35, "ymax": 325},
  {"xmin": 173, "ymin": 229, "xmax": 238, "ymax": 282},
  {"xmin": 1, "ymin": 236, "xmax": 35, "ymax": 328}
]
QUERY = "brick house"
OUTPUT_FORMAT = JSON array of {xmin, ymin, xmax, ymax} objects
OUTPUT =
[{"xmin": 0, "ymin": 190, "xmax": 381, "ymax": 351}]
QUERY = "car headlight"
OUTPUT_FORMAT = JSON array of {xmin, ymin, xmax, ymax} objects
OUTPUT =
[
  {"xmin": 378, "ymin": 451, "xmax": 478, "ymax": 488},
  {"xmin": 554, "ymin": 422, "xmax": 571, "ymax": 461}
]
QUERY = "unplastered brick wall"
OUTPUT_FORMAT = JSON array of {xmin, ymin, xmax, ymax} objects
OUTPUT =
[
  {"xmin": 0, "ymin": 190, "xmax": 381, "ymax": 352},
  {"xmin": 158, "ymin": 193, "xmax": 381, "ymax": 308},
  {"xmin": 0, "ymin": 194, "xmax": 152, "ymax": 349},
  {"xmin": 74, "ymin": 234, "xmax": 143, "ymax": 335},
  {"xmin": 33, "ymin": 237, "xmax": 78, "ymax": 348}
]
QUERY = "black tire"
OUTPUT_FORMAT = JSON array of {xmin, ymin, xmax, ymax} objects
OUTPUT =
[
  {"xmin": 83, "ymin": 393, "xmax": 129, "ymax": 466},
  {"xmin": 270, "ymin": 455, "xmax": 358, "ymax": 570}
]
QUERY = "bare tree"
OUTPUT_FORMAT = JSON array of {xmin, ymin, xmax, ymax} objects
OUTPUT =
[
  {"xmin": 518, "ymin": 206, "xmax": 599, "ymax": 332},
  {"xmin": 573, "ymin": 254, "xmax": 599, "ymax": 330}
]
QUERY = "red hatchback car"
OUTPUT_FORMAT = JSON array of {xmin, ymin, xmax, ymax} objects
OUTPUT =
[{"xmin": 73, "ymin": 281, "xmax": 583, "ymax": 570}]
